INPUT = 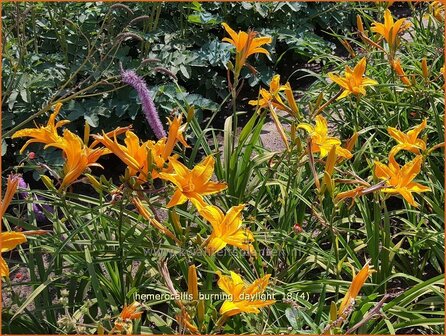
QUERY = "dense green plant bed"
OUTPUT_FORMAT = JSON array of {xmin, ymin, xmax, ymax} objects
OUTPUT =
[{"xmin": 1, "ymin": 1, "xmax": 444, "ymax": 335}]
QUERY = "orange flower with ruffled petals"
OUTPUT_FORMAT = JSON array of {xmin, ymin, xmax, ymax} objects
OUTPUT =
[
  {"xmin": 328, "ymin": 58, "xmax": 378, "ymax": 100},
  {"xmin": 12, "ymin": 102, "xmax": 68, "ymax": 153},
  {"xmin": 159, "ymin": 156, "xmax": 227, "ymax": 208},
  {"xmin": 222, "ymin": 22, "xmax": 272, "ymax": 75},
  {"xmin": 298, "ymin": 116, "xmax": 352, "ymax": 159},
  {"xmin": 195, "ymin": 203, "xmax": 255, "ymax": 255},
  {"xmin": 374, "ymin": 155, "xmax": 430, "ymax": 207},
  {"xmin": 217, "ymin": 271, "xmax": 275, "ymax": 318},
  {"xmin": 371, "ymin": 9, "xmax": 410, "ymax": 54}
]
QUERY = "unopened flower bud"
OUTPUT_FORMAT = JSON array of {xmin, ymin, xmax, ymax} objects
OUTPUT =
[{"xmin": 293, "ymin": 223, "xmax": 303, "ymax": 234}]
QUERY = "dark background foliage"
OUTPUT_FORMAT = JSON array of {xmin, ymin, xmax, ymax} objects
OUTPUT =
[{"xmin": 2, "ymin": 2, "xmax": 361, "ymax": 172}]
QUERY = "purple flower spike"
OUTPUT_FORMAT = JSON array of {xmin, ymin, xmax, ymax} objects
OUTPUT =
[
  {"xmin": 121, "ymin": 68, "xmax": 166, "ymax": 139},
  {"xmin": 17, "ymin": 177, "xmax": 29, "ymax": 199},
  {"xmin": 17, "ymin": 177, "xmax": 52, "ymax": 223}
]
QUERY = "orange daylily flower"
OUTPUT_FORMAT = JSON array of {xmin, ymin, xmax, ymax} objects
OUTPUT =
[
  {"xmin": 11, "ymin": 104, "xmax": 109, "ymax": 189},
  {"xmin": 217, "ymin": 271, "xmax": 275, "ymax": 317},
  {"xmin": 388, "ymin": 119, "xmax": 427, "ymax": 156},
  {"xmin": 1, "ymin": 174, "xmax": 20, "ymax": 218},
  {"xmin": 429, "ymin": 1, "xmax": 445, "ymax": 22},
  {"xmin": 114, "ymin": 301, "xmax": 143, "ymax": 333},
  {"xmin": 159, "ymin": 156, "xmax": 227, "ymax": 208},
  {"xmin": 0, "ymin": 232, "xmax": 27, "ymax": 277},
  {"xmin": 248, "ymin": 74, "xmax": 300, "ymax": 118},
  {"xmin": 390, "ymin": 59, "xmax": 412, "ymax": 86},
  {"xmin": 371, "ymin": 9, "xmax": 411, "ymax": 52},
  {"xmin": 12, "ymin": 102, "xmax": 68, "ymax": 153},
  {"xmin": 297, "ymin": 115, "xmax": 352, "ymax": 159},
  {"xmin": 94, "ymin": 115, "xmax": 189, "ymax": 182},
  {"xmin": 328, "ymin": 58, "xmax": 378, "ymax": 100},
  {"xmin": 248, "ymin": 74, "xmax": 287, "ymax": 111},
  {"xmin": 222, "ymin": 22, "xmax": 272, "ymax": 75},
  {"xmin": 50, "ymin": 130, "xmax": 107, "ymax": 189},
  {"xmin": 195, "ymin": 203, "xmax": 255, "ymax": 255},
  {"xmin": 374, "ymin": 155, "xmax": 431, "ymax": 207},
  {"xmin": 95, "ymin": 129, "xmax": 154, "ymax": 182},
  {"xmin": 338, "ymin": 263, "xmax": 374, "ymax": 318}
]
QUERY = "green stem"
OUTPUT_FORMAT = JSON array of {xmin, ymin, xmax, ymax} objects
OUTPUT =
[
  {"xmin": 381, "ymin": 198, "xmax": 390, "ymax": 293},
  {"xmin": 231, "ymin": 75, "xmax": 239, "ymax": 152},
  {"xmin": 31, "ymin": 5, "xmax": 38, "ymax": 54},
  {"xmin": 118, "ymin": 198, "xmax": 126, "ymax": 304}
]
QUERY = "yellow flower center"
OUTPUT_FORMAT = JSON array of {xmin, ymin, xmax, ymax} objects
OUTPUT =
[{"xmin": 184, "ymin": 179, "xmax": 195, "ymax": 193}]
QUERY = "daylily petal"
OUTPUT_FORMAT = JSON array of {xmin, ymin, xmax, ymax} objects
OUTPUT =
[
  {"xmin": 0, "ymin": 232, "xmax": 27, "ymax": 277},
  {"xmin": 197, "ymin": 204, "xmax": 225, "ymax": 235},
  {"xmin": 407, "ymin": 119, "xmax": 427, "ymax": 141},
  {"xmin": 222, "ymin": 23, "xmax": 239, "ymax": 46},
  {"xmin": 221, "ymin": 204, "xmax": 245, "ymax": 235},
  {"xmin": 217, "ymin": 271, "xmax": 244, "ymax": 296},
  {"xmin": 166, "ymin": 189, "xmax": 188, "ymax": 208},
  {"xmin": 374, "ymin": 161, "xmax": 393, "ymax": 180},
  {"xmin": 330, "ymin": 58, "xmax": 377, "ymax": 98},
  {"xmin": 328, "ymin": 73, "xmax": 349, "ymax": 90},
  {"xmin": 0, "ymin": 256, "xmax": 9, "ymax": 277},
  {"xmin": 314, "ymin": 115, "xmax": 329, "ymax": 136},
  {"xmin": 250, "ymin": 37, "xmax": 273, "ymax": 49},
  {"xmin": 248, "ymin": 47, "xmax": 270, "ymax": 57},
  {"xmin": 237, "ymin": 299, "xmax": 276, "ymax": 313},
  {"xmin": 370, "ymin": 23, "xmax": 387, "ymax": 37},
  {"xmin": 224, "ymin": 229, "xmax": 255, "ymax": 254},
  {"xmin": 388, "ymin": 127, "xmax": 407, "ymax": 143},
  {"xmin": 296, "ymin": 123, "xmax": 314, "ymax": 133},
  {"xmin": 192, "ymin": 156, "xmax": 215, "ymax": 185},
  {"xmin": 407, "ymin": 182, "xmax": 431, "ymax": 193},
  {"xmin": 220, "ymin": 301, "xmax": 242, "ymax": 317},
  {"xmin": 160, "ymin": 156, "xmax": 227, "ymax": 207},
  {"xmin": 384, "ymin": 9, "xmax": 394, "ymax": 27},
  {"xmin": 222, "ymin": 23, "xmax": 271, "ymax": 72},
  {"xmin": 170, "ymin": 156, "xmax": 191, "ymax": 178},
  {"xmin": 362, "ymin": 77, "xmax": 379, "ymax": 86},
  {"xmin": 12, "ymin": 103, "xmax": 68, "ymax": 153},
  {"xmin": 0, "ymin": 232, "xmax": 27, "ymax": 253},
  {"xmin": 399, "ymin": 156, "xmax": 422, "ymax": 186},
  {"xmin": 397, "ymin": 188, "xmax": 417, "ymax": 207},
  {"xmin": 336, "ymin": 89, "xmax": 352, "ymax": 100},
  {"xmin": 198, "ymin": 181, "xmax": 228, "ymax": 195},
  {"xmin": 335, "ymin": 146, "xmax": 353, "ymax": 159},
  {"xmin": 207, "ymin": 235, "xmax": 227, "ymax": 254},
  {"xmin": 353, "ymin": 57, "xmax": 366, "ymax": 79}
]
